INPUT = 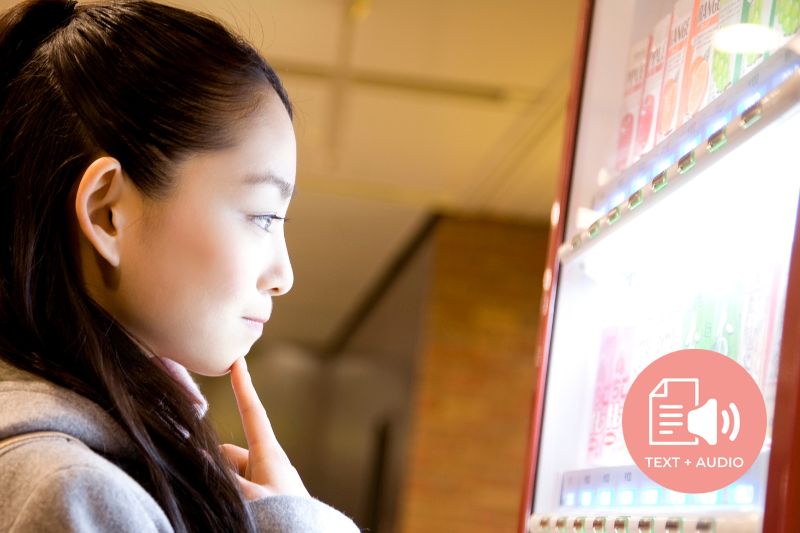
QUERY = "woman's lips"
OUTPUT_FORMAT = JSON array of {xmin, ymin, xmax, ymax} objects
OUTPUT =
[{"xmin": 243, "ymin": 317, "xmax": 266, "ymax": 330}]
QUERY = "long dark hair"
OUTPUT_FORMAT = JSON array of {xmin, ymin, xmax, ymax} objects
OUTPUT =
[{"xmin": 0, "ymin": 0, "xmax": 292, "ymax": 530}]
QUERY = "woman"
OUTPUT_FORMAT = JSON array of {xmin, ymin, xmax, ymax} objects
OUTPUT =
[{"xmin": 0, "ymin": 0, "xmax": 360, "ymax": 531}]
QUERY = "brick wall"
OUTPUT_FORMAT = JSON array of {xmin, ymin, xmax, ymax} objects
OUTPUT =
[{"xmin": 398, "ymin": 215, "xmax": 549, "ymax": 533}]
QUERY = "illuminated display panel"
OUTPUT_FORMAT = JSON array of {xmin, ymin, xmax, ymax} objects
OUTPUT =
[{"xmin": 529, "ymin": 0, "xmax": 800, "ymax": 530}]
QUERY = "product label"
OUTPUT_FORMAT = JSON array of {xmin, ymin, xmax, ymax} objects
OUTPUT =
[
  {"xmin": 657, "ymin": 0, "xmax": 695, "ymax": 143},
  {"xmin": 636, "ymin": 15, "xmax": 672, "ymax": 156}
]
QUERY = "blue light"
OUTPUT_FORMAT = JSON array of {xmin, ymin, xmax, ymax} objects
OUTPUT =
[
  {"xmin": 732, "ymin": 484, "xmax": 755, "ymax": 505},
  {"xmin": 630, "ymin": 175, "xmax": 647, "ymax": 193},
  {"xmin": 640, "ymin": 488, "xmax": 660, "ymax": 505},
  {"xmin": 580, "ymin": 490, "xmax": 593, "ymax": 507},
  {"xmin": 679, "ymin": 136, "xmax": 702, "ymax": 155},
  {"xmin": 737, "ymin": 92, "xmax": 763, "ymax": 114},
  {"xmin": 598, "ymin": 490, "xmax": 613, "ymax": 506},
  {"xmin": 564, "ymin": 492, "xmax": 576, "ymax": 506},
  {"xmin": 695, "ymin": 491, "xmax": 719, "ymax": 505},
  {"xmin": 705, "ymin": 114, "xmax": 732, "ymax": 137},
  {"xmin": 654, "ymin": 158, "xmax": 673, "ymax": 175},
  {"xmin": 617, "ymin": 489, "xmax": 634, "ymax": 506},
  {"xmin": 610, "ymin": 190, "xmax": 626, "ymax": 207}
]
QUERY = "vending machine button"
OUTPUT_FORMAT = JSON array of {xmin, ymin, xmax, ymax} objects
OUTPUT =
[
  {"xmin": 677, "ymin": 151, "xmax": 696, "ymax": 174},
  {"xmin": 637, "ymin": 517, "xmax": 653, "ymax": 532},
  {"xmin": 696, "ymin": 518, "xmax": 715, "ymax": 532},
  {"xmin": 613, "ymin": 517, "xmax": 629, "ymax": 533},
  {"xmin": 592, "ymin": 517, "xmax": 606, "ymax": 532},
  {"xmin": 740, "ymin": 102, "xmax": 762, "ymax": 129},
  {"xmin": 665, "ymin": 517, "xmax": 682, "ymax": 532},
  {"xmin": 556, "ymin": 516, "xmax": 568, "ymax": 532},
  {"xmin": 573, "ymin": 516, "xmax": 586, "ymax": 532},
  {"xmin": 627, "ymin": 190, "xmax": 643, "ymax": 210},
  {"xmin": 651, "ymin": 171, "xmax": 668, "ymax": 192},
  {"xmin": 571, "ymin": 235, "xmax": 582, "ymax": 250},
  {"xmin": 706, "ymin": 128, "xmax": 727, "ymax": 153},
  {"xmin": 588, "ymin": 222, "xmax": 600, "ymax": 238},
  {"xmin": 606, "ymin": 207, "xmax": 621, "ymax": 225}
]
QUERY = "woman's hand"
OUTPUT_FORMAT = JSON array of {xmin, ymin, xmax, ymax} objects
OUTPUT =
[{"xmin": 220, "ymin": 357, "xmax": 310, "ymax": 500}]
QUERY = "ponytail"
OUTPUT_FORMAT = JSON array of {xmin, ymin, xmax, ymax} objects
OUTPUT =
[{"xmin": 0, "ymin": 0, "xmax": 76, "ymax": 108}]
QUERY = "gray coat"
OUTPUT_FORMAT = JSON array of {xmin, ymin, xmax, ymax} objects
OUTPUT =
[{"xmin": 0, "ymin": 359, "xmax": 360, "ymax": 532}]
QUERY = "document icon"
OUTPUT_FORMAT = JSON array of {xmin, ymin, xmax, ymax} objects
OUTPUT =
[{"xmin": 648, "ymin": 378, "xmax": 699, "ymax": 445}]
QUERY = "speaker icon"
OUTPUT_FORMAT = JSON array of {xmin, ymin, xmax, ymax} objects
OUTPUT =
[
  {"xmin": 687, "ymin": 399, "xmax": 740, "ymax": 445},
  {"xmin": 648, "ymin": 378, "xmax": 742, "ymax": 446}
]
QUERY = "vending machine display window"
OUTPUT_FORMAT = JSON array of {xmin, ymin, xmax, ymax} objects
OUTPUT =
[{"xmin": 523, "ymin": 1, "xmax": 800, "ymax": 531}]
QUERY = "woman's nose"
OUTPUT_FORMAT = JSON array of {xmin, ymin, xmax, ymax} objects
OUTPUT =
[{"xmin": 259, "ymin": 241, "xmax": 293, "ymax": 296}]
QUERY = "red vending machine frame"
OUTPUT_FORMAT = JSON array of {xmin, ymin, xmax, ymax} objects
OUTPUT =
[{"xmin": 517, "ymin": 1, "xmax": 800, "ymax": 531}]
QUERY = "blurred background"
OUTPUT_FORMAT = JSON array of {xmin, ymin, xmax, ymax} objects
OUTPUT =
[{"xmin": 113, "ymin": 0, "xmax": 579, "ymax": 530}]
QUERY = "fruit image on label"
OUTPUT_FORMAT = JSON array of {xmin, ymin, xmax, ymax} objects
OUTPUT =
[
  {"xmin": 775, "ymin": 0, "xmax": 800, "ymax": 34},
  {"xmin": 688, "ymin": 56, "xmax": 709, "ymax": 115},
  {"xmin": 636, "ymin": 94, "xmax": 655, "ymax": 154},
  {"xmin": 658, "ymin": 79, "xmax": 678, "ymax": 137},
  {"xmin": 712, "ymin": 50, "xmax": 732, "ymax": 92}
]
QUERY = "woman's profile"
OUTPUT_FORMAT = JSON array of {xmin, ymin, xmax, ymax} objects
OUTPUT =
[{"xmin": 0, "ymin": 0, "xmax": 359, "ymax": 531}]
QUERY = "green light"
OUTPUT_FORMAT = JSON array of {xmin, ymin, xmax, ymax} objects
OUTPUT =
[
  {"xmin": 741, "ymin": 102, "xmax": 762, "ymax": 128},
  {"xmin": 707, "ymin": 128, "xmax": 728, "ymax": 153},
  {"xmin": 628, "ymin": 190, "xmax": 643, "ymax": 210},
  {"xmin": 678, "ymin": 151, "xmax": 696, "ymax": 174},
  {"xmin": 651, "ymin": 171, "xmax": 668, "ymax": 192},
  {"xmin": 606, "ymin": 207, "xmax": 621, "ymax": 224},
  {"xmin": 588, "ymin": 222, "xmax": 600, "ymax": 238}
]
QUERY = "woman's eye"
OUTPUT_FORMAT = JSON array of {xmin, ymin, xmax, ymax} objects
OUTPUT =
[{"xmin": 252, "ymin": 215, "xmax": 284, "ymax": 232}]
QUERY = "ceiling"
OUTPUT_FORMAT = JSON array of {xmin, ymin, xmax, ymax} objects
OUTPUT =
[
  {"xmin": 219, "ymin": 0, "xmax": 583, "ymax": 351},
  {"xmin": 6, "ymin": 0, "xmax": 582, "ymax": 351}
]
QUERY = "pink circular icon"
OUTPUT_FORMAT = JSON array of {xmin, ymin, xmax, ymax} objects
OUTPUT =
[{"xmin": 622, "ymin": 349, "xmax": 767, "ymax": 493}]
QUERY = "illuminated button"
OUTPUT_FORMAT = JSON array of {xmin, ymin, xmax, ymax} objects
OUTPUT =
[
  {"xmin": 731, "ymin": 483, "xmax": 754, "ymax": 504},
  {"xmin": 627, "ymin": 191, "xmax": 643, "ymax": 210},
  {"xmin": 696, "ymin": 518, "xmax": 715, "ymax": 532},
  {"xmin": 588, "ymin": 222, "xmax": 600, "ymax": 239},
  {"xmin": 651, "ymin": 171, "xmax": 668, "ymax": 192},
  {"xmin": 740, "ymin": 102, "xmax": 762, "ymax": 128},
  {"xmin": 640, "ymin": 488, "xmax": 659, "ymax": 505},
  {"xmin": 573, "ymin": 516, "xmax": 586, "ymax": 532},
  {"xmin": 665, "ymin": 518, "xmax": 682, "ymax": 533},
  {"xmin": 592, "ymin": 517, "xmax": 606, "ymax": 532},
  {"xmin": 606, "ymin": 207, "xmax": 621, "ymax": 225},
  {"xmin": 706, "ymin": 128, "xmax": 727, "ymax": 153},
  {"xmin": 637, "ymin": 517, "xmax": 653, "ymax": 532},
  {"xmin": 677, "ymin": 151, "xmax": 696, "ymax": 174},
  {"xmin": 613, "ymin": 517, "xmax": 628, "ymax": 533},
  {"xmin": 616, "ymin": 489, "xmax": 634, "ymax": 506}
]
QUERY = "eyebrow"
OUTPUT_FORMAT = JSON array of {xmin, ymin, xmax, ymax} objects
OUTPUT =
[{"xmin": 242, "ymin": 172, "xmax": 296, "ymax": 201}]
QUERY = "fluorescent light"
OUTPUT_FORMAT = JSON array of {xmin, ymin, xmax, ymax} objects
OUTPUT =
[{"xmin": 713, "ymin": 23, "xmax": 783, "ymax": 54}]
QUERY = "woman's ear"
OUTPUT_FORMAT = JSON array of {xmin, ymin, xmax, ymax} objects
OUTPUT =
[{"xmin": 74, "ymin": 156, "xmax": 135, "ymax": 268}]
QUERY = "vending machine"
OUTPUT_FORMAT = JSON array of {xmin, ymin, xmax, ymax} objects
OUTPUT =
[{"xmin": 520, "ymin": 0, "xmax": 800, "ymax": 531}]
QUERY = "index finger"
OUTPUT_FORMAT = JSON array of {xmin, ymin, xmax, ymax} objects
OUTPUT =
[{"xmin": 229, "ymin": 357, "xmax": 282, "ymax": 463}]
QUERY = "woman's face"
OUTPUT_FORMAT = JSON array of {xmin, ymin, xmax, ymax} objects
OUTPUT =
[{"xmin": 80, "ymin": 91, "xmax": 295, "ymax": 377}]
